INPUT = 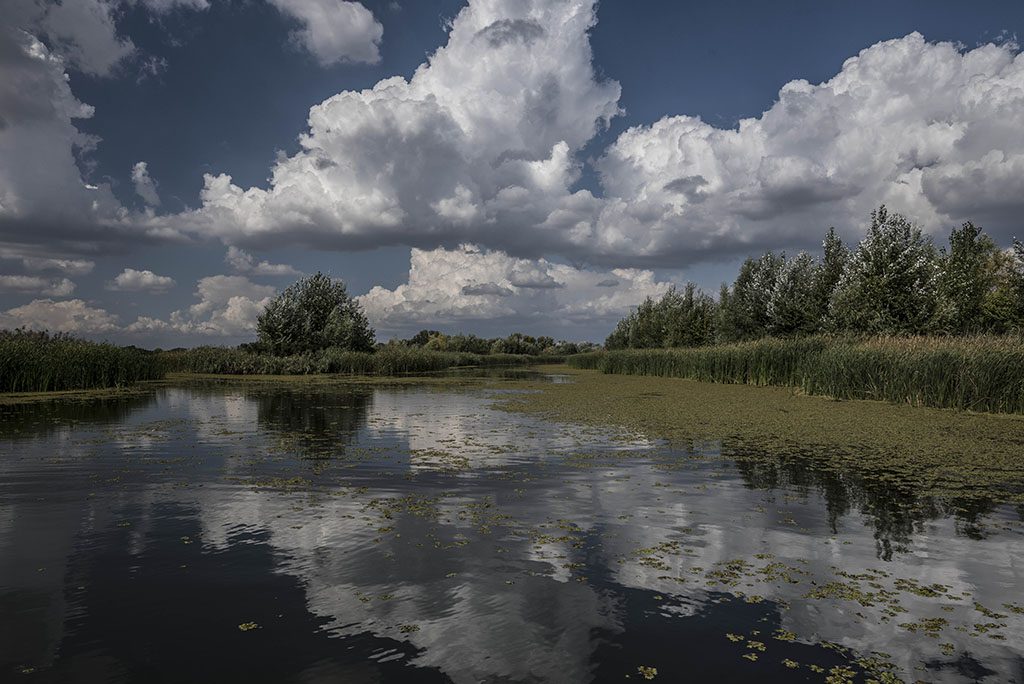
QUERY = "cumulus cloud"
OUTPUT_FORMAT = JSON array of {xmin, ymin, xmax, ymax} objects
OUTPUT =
[
  {"xmin": 0, "ymin": 298, "xmax": 118, "ymax": 333},
  {"xmin": 2, "ymin": 0, "xmax": 135, "ymax": 77},
  {"xmin": 0, "ymin": 28, "xmax": 178, "ymax": 257},
  {"xmin": 184, "ymin": 0, "xmax": 620, "ymax": 254},
  {"xmin": 109, "ymin": 268, "xmax": 176, "ymax": 292},
  {"xmin": 267, "ymin": 0, "xmax": 382, "ymax": 65},
  {"xmin": 357, "ymin": 244, "xmax": 672, "ymax": 336},
  {"xmin": 177, "ymin": 13, "xmax": 1024, "ymax": 266},
  {"xmin": 0, "ymin": 275, "xmax": 75, "ymax": 296},
  {"xmin": 591, "ymin": 33, "xmax": 1024, "ymax": 262},
  {"xmin": 127, "ymin": 275, "xmax": 276, "ymax": 336},
  {"xmin": 131, "ymin": 161, "xmax": 161, "ymax": 206},
  {"xmin": 225, "ymin": 246, "xmax": 300, "ymax": 276}
]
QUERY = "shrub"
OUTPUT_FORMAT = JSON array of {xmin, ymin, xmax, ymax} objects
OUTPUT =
[{"xmin": 256, "ymin": 273, "xmax": 375, "ymax": 355}]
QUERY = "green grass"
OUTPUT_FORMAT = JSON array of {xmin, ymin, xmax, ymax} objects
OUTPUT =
[
  {"xmin": 0, "ymin": 330, "xmax": 164, "ymax": 392},
  {"xmin": 160, "ymin": 345, "xmax": 565, "ymax": 376},
  {"xmin": 568, "ymin": 336, "xmax": 1024, "ymax": 414}
]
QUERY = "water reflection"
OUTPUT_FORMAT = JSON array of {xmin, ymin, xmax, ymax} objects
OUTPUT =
[{"xmin": 1, "ymin": 379, "xmax": 1023, "ymax": 682}]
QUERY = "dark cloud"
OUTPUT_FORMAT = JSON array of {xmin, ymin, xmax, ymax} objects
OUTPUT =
[
  {"xmin": 461, "ymin": 282, "xmax": 514, "ymax": 296},
  {"xmin": 476, "ymin": 18, "xmax": 545, "ymax": 47},
  {"xmin": 509, "ymin": 273, "xmax": 564, "ymax": 289}
]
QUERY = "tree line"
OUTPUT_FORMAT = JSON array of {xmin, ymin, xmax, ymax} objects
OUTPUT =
[
  {"xmin": 249, "ymin": 271, "xmax": 595, "ymax": 356},
  {"xmin": 607, "ymin": 206, "xmax": 1024, "ymax": 350}
]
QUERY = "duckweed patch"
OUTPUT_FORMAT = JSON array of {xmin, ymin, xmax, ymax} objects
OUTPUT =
[{"xmin": 496, "ymin": 367, "xmax": 1024, "ymax": 504}]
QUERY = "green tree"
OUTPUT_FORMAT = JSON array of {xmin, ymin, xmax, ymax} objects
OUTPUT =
[
  {"xmin": 605, "ymin": 284, "xmax": 716, "ymax": 349},
  {"xmin": 936, "ymin": 221, "xmax": 1001, "ymax": 334},
  {"xmin": 717, "ymin": 252, "xmax": 785, "ymax": 342},
  {"xmin": 256, "ymin": 273, "xmax": 375, "ymax": 355},
  {"xmin": 814, "ymin": 227, "xmax": 847, "ymax": 329},
  {"xmin": 831, "ymin": 206, "xmax": 940, "ymax": 335},
  {"xmin": 768, "ymin": 252, "xmax": 819, "ymax": 336}
]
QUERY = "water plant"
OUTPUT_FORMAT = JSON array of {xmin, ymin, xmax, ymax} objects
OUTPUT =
[
  {"xmin": 0, "ymin": 329, "xmax": 164, "ymax": 392},
  {"xmin": 569, "ymin": 336, "xmax": 1024, "ymax": 414}
]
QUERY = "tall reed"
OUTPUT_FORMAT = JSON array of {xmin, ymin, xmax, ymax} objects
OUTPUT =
[
  {"xmin": 568, "ymin": 336, "xmax": 1024, "ymax": 414},
  {"xmin": 0, "ymin": 330, "xmax": 164, "ymax": 392}
]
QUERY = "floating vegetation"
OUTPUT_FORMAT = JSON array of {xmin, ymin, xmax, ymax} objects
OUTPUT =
[
  {"xmin": 497, "ymin": 366, "xmax": 1024, "ymax": 503},
  {"xmin": 636, "ymin": 665, "xmax": 658, "ymax": 679},
  {"xmin": 237, "ymin": 622, "xmax": 259, "ymax": 631}
]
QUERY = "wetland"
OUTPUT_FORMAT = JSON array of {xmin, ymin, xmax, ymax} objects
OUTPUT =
[{"xmin": 2, "ymin": 367, "xmax": 1023, "ymax": 683}]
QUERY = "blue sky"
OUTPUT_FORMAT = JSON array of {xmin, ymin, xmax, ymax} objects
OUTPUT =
[{"xmin": 1, "ymin": 0, "xmax": 1022, "ymax": 345}]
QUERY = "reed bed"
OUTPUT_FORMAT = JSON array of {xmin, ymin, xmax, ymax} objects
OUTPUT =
[
  {"xmin": 0, "ymin": 330, "xmax": 164, "ymax": 392},
  {"xmin": 161, "ymin": 346, "xmax": 563, "ymax": 376},
  {"xmin": 568, "ymin": 336, "xmax": 1024, "ymax": 414}
]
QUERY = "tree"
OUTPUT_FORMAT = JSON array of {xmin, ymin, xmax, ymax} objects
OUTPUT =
[
  {"xmin": 605, "ymin": 284, "xmax": 716, "ymax": 349},
  {"xmin": 830, "ymin": 206, "xmax": 940, "ymax": 335},
  {"xmin": 813, "ymin": 227, "xmax": 847, "ymax": 328},
  {"xmin": 768, "ymin": 252, "xmax": 819, "ymax": 336},
  {"xmin": 935, "ymin": 221, "xmax": 1000, "ymax": 334},
  {"xmin": 717, "ymin": 252, "xmax": 785, "ymax": 342},
  {"xmin": 256, "ymin": 273, "xmax": 375, "ymax": 355}
]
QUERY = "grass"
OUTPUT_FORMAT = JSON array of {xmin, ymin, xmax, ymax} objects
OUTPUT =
[
  {"xmin": 160, "ymin": 345, "xmax": 565, "ymax": 376},
  {"xmin": 569, "ymin": 336, "xmax": 1024, "ymax": 414},
  {"xmin": 496, "ymin": 365, "xmax": 1024, "ymax": 503},
  {"xmin": 0, "ymin": 330, "xmax": 163, "ymax": 392}
]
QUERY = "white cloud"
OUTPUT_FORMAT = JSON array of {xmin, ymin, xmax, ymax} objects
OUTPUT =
[
  {"xmin": 0, "ymin": 298, "xmax": 118, "ymax": 333},
  {"xmin": 131, "ymin": 161, "xmax": 161, "ymax": 206},
  {"xmin": 177, "ymin": 17, "xmax": 1024, "ymax": 266},
  {"xmin": 127, "ymin": 275, "xmax": 277, "ymax": 336},
  {"xmin": 225, "ymin": 246, "xmax": 300, "ymax": 276},
  {"xmin": 357, "ymin": 244, "xmax": 672, "ymax": 336},
  {"xmin": 138, "ymin": 0, "xmax": 210, "ymax": 12},
  {"xmin": 183, "ymin": 0, "xmax": 620, "ymax": 253},
  {"xmin": 109, "ymin": 268, "xmax": 176, "ymax": 292},
  {"xmin": 0, "ymin": 275, "xmax": 75, "ymax": 296},
  {"xmin": 267, "ymin": 0, "xmax": 382, "ymax": 65},
  {"xmin": 590, "ymin": 33, "xmax": 1024, "ymax": 262},
  {"xmin": 22, "ymin": 256, "xmax": 95, "ymax": 275}
]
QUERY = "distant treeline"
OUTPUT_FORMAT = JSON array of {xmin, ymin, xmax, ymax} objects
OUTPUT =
[
  {"xmin": 571, "ymin": 336, "xmax": 1024, "ymax": 414},
  {"xmin": 607, "ymin": 207, "xmax": 1024, "ymax": 349},
  {"xmin": 161, "ymin": 345, "xmax": 563, "ymax": 376},
  {"xmin": 0, "ymin": 329, "xmax": 163, "ymax": 393},
  {"xmin": 384, "ymin": 330, "xmax": 599, "ymax": 356}
]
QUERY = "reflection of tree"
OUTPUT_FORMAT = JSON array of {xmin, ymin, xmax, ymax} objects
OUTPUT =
[
  {"xmin": 731, "ymin": 454, "xmax": 1001, "ymax": 560},
  {"xmin": 252, "ymin": 386, "xmax": 373, "ymax": 460},
  {"xmin": 0, "ymin": 393, "xmax": 157, "ymax": 440}
]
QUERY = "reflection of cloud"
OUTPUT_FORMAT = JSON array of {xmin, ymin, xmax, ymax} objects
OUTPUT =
[{"xmin": 2, "ymin": 383, "xmax": 1023, "ymax": 682}]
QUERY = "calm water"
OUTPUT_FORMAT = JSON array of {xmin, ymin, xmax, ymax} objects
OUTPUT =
[{"xmin": 1, "ymin": 376, "xmax": 1023, "ymax": 683}]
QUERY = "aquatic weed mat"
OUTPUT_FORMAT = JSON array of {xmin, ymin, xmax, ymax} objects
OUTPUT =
[{"xmin": 492, "ymin": 367, "xmax": 1024, "ymax": 505}]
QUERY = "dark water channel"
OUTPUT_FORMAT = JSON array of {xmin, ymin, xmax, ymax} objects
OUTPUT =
[{"xmin": 1, "ymin": 375, "xmax": 1022, "ymax": 683}]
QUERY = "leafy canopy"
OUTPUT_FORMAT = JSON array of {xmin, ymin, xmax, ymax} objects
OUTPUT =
[{"xmin": 256, "ymin": 272, "xmax": 375, "ymax": 355}]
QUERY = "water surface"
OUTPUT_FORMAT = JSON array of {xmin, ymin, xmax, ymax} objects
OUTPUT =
[{"xmin": 1, "ymin": 375, "xmax": 1023, "ymax": 682}]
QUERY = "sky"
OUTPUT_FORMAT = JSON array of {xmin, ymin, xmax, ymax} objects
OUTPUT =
[{"xmin": 1, "ymin": 0, "xmax": 1022, "ymax": 346}]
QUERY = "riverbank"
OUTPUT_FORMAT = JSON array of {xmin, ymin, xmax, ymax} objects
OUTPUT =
[
  {"xmin": 159, "ymin": 346, "xmax": 565, "ymax": 376},
  {"xmin": 570, "ymin": 336, "xmax": 1024, "ymax": 414},
  {"xmin": 498, "ymin": 366, "xmax": 1024, "ymax": 503}
]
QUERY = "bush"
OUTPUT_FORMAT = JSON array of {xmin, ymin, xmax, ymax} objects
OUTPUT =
[{"xmin": 257, "ymin": 273, "xmax": 375, "ymax": 355}]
